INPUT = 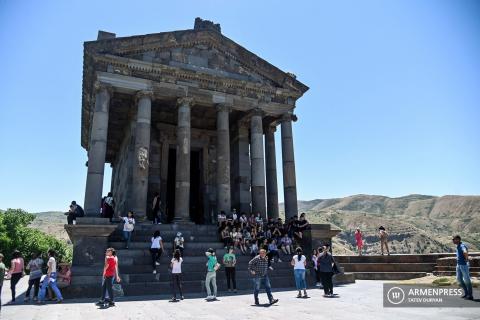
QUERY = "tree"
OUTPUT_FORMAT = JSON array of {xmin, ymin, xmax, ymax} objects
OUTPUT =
[{"xmin": 0, "ymin": 209, "xmax": 72, "ymax": 266}]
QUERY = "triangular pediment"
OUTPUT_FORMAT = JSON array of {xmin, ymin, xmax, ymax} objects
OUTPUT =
[{"xmin": 84, "ymin": 28, "xmax": 308, "ymax": 95}]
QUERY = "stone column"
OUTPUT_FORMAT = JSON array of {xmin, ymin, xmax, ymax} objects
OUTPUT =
[
  {"xmin": 216, "ymin": 104, "xmax": 231, "ymax": 213},
  {"xmin": 174, "ymin": 97, "xmax": 193, "ymax": 222},
  {"xmin": 265, "ymin": 125, "xmax": 279, "ymax": 219},
  {"xmin": 84, "ymin": 83, "xmax": 112, "ymax": 216},
  {"xmin": 281, "ymin": 113, "xmax": 298, "ymax": 220},
  {"xmin": 250, "ymin": 109, "xmax": 267, "ymax": 219},
  {"xmin": 131, "ymin": 90, "xmax": 153, "ymax": 218}
]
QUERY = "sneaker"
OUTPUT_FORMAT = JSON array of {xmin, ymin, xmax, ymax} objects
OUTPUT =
[
  {"xmin": 95, "ymin": 300, "xmax": 105, "ymax": 306},
  {"xmin": 467, "ymin": 296, "xmax": 474, "ymax": 300},
  {"xmin": 108, "ymin": 301, "xmax": 115, "ymax": 306},
  {"xmin": 315, "ymin": 282, "xmax": 320, "ymax": 287},
  {"xmin": 180, "ymin": 296, "xmax": 184, "ymax": 300},
  {"xmin": 303, "ymin": 294, "xmax": 309, "ymax": 298},
  {"xmin": 255, "ymin": 300, "xmax": 260, "ymax": 305},
  {"xmin": 170, "ymin": 298, "xmax": 178, "ymax": 302},
  {"xmin": 206, "ymin": 295, "xmax": 213, "ymax": 300},
  {"xmin": 56, "ymin": 299, "xmax": 64, "ymax": 304},
  {"xmin": 269, "ymin": 298, "xmax": 279, "ymax": 305},
  {"xmin": 278, "ymin": 259, "xmax": 282, "ymax": 262},
  {"xmin": 155, "ymin": 262, "xmax": 160, "ymax": 266},
  {"xmin": 296, "ymin": 293, "xmax": 302, "ymax": 298},
  {"xmin": 153, "ymin": 270, "xmax": 157, "ymax": 274},
  {"xmin": 269, "ymin": 266, "xmax": 274, "ymax": 270}
]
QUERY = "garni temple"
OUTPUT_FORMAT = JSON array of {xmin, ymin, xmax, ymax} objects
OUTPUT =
[{"xmin": 65, "ymin": 18, "xmax": 350, "ymax": 297}]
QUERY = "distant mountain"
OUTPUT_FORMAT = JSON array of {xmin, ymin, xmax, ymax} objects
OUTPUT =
[
  {"xmin": 281, "ymin": 194, "xmax": 480, "ymax": 254},
  {"xmin": 30, "ymin": 211, "xmax": 70, "ymax": 243}
]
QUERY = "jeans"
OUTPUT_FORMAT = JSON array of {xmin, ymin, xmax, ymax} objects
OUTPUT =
[
  {"xmin": 26, "ymin": 277, "xmax": 41, "ymax": 299},
  {"xmin": 0, "ymin": 284, "xmax": 2, "ymax": 310},
  {"xmin": 319, "ymin": 271, "xmax": 333, "ymax": 295},
  {"xmin": 10, "ymin": 272, "xmax": 22, "ymax": 302},
  {"xmin": 456, "ymin": 264, "xmax": 473, "ymax": 297},
  {"xmin": 123, "ymin": 231, "xmax": 132, "ymax": 248},
  {"xmin": 225, "ymin": 267, "xmax": 236, "ymax": 290},
  {"xmin": 205, "ymin": 271, "xmax": 217, "ymax": 297},
  {"xmin": 294, "ymin": 269, "xmax": 306, "ymax": 290},
  {"xmin": 150, "ymin": 248, "xmax": 162, "ymax": 269},
  {"xmin": 101, "ymin": 276, "xmax": 114, "ymax": 302},
  {"xmin": 171, "ymin": 273, "xmax": 183, "ymax": 298},
  {"xmin": 253, "ymin": 276, "xmax": 273, "ymax": 303},
  {"xmin": 38, "ymin": 273, "xmax": 63, "ymax": 301}
]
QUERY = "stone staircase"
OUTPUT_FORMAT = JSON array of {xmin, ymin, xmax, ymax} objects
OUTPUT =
[
  {"xmin": 433, "ymin": 255, "xmax": 480, "ymax": 277},
  {"xmin": 65, "ymin": 224, "xmax": 354, "ymax": 298}
]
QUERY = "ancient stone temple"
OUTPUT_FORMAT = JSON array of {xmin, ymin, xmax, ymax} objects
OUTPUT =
[{"xmin": 81, "ymin": 18, "xmax": 308, "ymax": 223}]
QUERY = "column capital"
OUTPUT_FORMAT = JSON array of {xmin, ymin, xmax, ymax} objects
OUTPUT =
[
  {"xmin": 280, "ymin": 113, "xmax": 298, "ymax": 122},
  {"xmin": 177, "ymin": 97, "xmax": 194, "ymax": 108},
  {"xmin": 135, "ymin": 89, "xmax": 154, "ymax": 101},
  {"xmin": 264, "ymin": 124, "xmax": 277, "ymax": 134},
  {"xmin": 215, "ymin": 103, "xmax": 232, "ymax": 113},
  {"xmin": 94, "ymin": 81, "xmax": 113, "ymax": 96},
  {"xmin": 251, "ymin": 107, "xmax": 265, "ymax": 117}
]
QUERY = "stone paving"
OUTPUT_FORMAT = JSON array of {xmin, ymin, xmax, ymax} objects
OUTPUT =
[{"xmin": 1, "ymin": 278, "xmax": 478, "ymax": 320}]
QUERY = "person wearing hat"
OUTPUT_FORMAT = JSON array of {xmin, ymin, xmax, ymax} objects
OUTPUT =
[
  {"xmin": 205, "ymin": 248, "xmax": 220, "ymax": 301},
  {"xmin": 452, "ymin": 235, "xmax": 473, "ymax": 300},
  {"xmin": 174, "ymin": 232, "xmax": 185, "ymax": 257}
]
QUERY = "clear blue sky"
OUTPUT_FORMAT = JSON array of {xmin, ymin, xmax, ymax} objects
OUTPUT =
[{"xmin": 1, "ymin": 0, "xmax": 479, "ymax": 213}]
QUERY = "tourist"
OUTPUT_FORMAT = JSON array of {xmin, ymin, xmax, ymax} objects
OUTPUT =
[
  {"xmin": 7, "ymin": 250, "xmax": 24, "ymax": 304},
  {"xmin": 152, "ymin": 192, "xmax": 162, "ymax": 224},
  {"xmin": 268, "ymin": 239, "xmax": 282, "ymax": 263},
  {"xmin": 38, "ymin": 249, "xmax": 63, "ymax": 304},
  {"xmin": 217, "ymin": 211, "xmax": 227, "ymax": 225},
  {"xmin": 312, "ymin": 249, "xmax": 321, "ymax": 287},
  {"xmin": 96, "ymin": 248, "xmax": 121, "ymax": 307},
  {"xmin": 221, "ymin": 226, "xmax": 233, "ymax": 248},
  {"xmin": 317, "ymin": 245, "xmax": 335, "ymax": 297},
  {"xmin": 150, "ymin": 230, "xmax": 164, "ymax": 274},
  {"xmin": 66, "ymin": 204, "xmax": 76, "ymax": 225},
  {"xmin": 255, "ymin": 212, "xmax": 263, "ymax": 227},
  {"xmin": 291, "ymin": 247, "xmax": 308, "ymax": 298},
  {"xmin": 231, "ymin": 208, "xmax": 238, "ymax": 221},
  {"xmin": 239, "ymin": 212, "xmax": 248, "ymax": 228},
  {"xmin": 248, "ymin": 213, "xmax": 256, "ymax": 227},
  {"xmin": 248, "ymin": 248, "xmax": 278, "ymax": 306},
  {"xmin": 104, "ymin": 192, "xmax": 115, "ymax": 222},
  {"xmin": 223, "ymin": 247, "xmax": 237, "ymax": 293},
  {"xmin": 205, "ymin": 248, "xmax": 219, "ymax": 301},
  {"xmin": 355, "ymin": 228, "xmax": 363, "ymax": 256},
  {"xmin": 170, "ymin": 249, "xmax": 184, "ymax": 302},
  {"xmin": 174, "ymin": 232, "xmax": 185, "ymax": 257},
  {"xmin": 452, "ymin": 235, "xmax": 473, "ymax": 300},
  {"xmin": 119, "ymin": 211, "xmax": 135, "ymax": 249},
  {"xmin": 25, "ymin": 252, "xmax": 43, "ymax": 302},
  {"xmin": 378, "ymin": 226, "xmax": 390, "ymax": 255},
  {"xmin": 250, "ymin": 240, "xmax": 259, "ymax": 257},
  {"xmin": 0, "ymin": 253, "xmax": 5, "ymax": 311},
  {"xmin": 56, "ymin": 263, "xmax": 72, "ymax": 288},
  {"xmin": 281, "ymin": 234, "xmax": 293, "ymax": 255},
  {"xmin": 233, "ymin": 227, "xmax": 245, "ymax": 254}
]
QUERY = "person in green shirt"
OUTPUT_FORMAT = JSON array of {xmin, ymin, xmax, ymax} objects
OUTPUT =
[
  {"xmin": 205, "ymin": 248, "xmax": 219, "ymax": 300},
  {"xmin": 0, "ymin": 253, "xmax": 5, "ymax": 312},
  {"xmin": 223, "ymin": 247, "xmax": 237, "ymax": 292}
]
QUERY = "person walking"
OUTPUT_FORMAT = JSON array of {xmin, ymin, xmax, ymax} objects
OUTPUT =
[
  {"xmin": 37, "ymin": 249, "xmax": 63, "ymax": 304},
  {"xmin": 104, "ymin": 192, "xmax": 115, "ymax": 222},
  {"xmin": 452, "ymin": 235, "xmax": 473, "ymax": 300},
  {"xmin": 96, "ymin": 248, "xmax": 121, "ymax": 307},
  {"xmin": 170, "ymin": 249, "xmax": 184, "ymax": 302},
  {"xmin": 152, "ymin": 192, "xmax": 162, "ymax": 224},
  {"xmin": 312, "ymin": 249, "xmax": 321, "ymax": 287},
  {"xmin": 355, "ymin": 228, "xmax": 364, "ymax": 256},
  {"xmin": 223, "ymin": 247, "xmax": 237, "ymax": 293},
  {"xmin": 119, "ymin": 211, "xmax": 135, "ymax": 249},
  {"xmin": 317, "ymin": 245, "xmax": 335, "ymax": 297},
  {"xmin": 150, "ymin": 230, "xmax": 164, "ymax": 274},
  {"xmin": 378, "ymin": 226, "xmax": 390, "ymax": 255},
  {"xmin": 7, "ymin": 250, "xmax": 24, "ymax": 304},
  {"xmin": 25, "ymin": 252, "xmax": 44, "ymax": 302},
  {"xmin": 248, "ymin": 249, "xmax": 279, "ymax": 306},
  {"xmin": 0, "ymin": 253, "xmax": 5, "ymax": 311},
  {"xmin": 291, "ymin": 247, "xmax": 308, "ymax": 298},
  {"xmin": 205, "ymin": 248, "xmax": 219, "ymax": 301}
]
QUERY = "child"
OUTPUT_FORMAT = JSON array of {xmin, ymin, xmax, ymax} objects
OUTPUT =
[{"xmin": 170, "ymin": 249, "xmax": 184, "ymax": 301}]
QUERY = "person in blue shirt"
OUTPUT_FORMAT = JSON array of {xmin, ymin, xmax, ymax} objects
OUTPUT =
[{"xmin": 452, "ymin": 235, "xmax": 473, "ymax": 300}]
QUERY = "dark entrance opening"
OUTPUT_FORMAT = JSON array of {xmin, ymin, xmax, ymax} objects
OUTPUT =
[{"xmin": 166, "ymin": 148, "xmax": 204, "ymax": 224}]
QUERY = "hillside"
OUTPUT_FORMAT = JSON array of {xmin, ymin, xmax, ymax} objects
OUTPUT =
[
  {"xmin": 281, "ymin": 194, "xmax": 480, "ymax": 255},
  {"xmin": 30, "ymin": 211, "xmax": 71, "ymax": 243}
]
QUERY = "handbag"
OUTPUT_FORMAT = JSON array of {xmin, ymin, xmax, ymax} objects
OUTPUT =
[{"xmin": 112, "ymin": 283, "xmax": 124, "ymax": 296}]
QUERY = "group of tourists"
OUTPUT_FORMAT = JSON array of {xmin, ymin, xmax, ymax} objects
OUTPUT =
[
  {"xmin": 0, "ymin": 249, "xmax": 71, "ymax": 309},
  {"xmin": 352, "ymin": 226, "xmax": 391, "ymax": 256}
]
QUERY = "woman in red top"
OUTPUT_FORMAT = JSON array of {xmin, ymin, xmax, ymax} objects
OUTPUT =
[
  {"xmin": 355, "ymin": 228, "xmax": 363, "ymax": 256},
  {"xmin": 97, "ymin": 248, "xmax": 120, "ymax": 306}
]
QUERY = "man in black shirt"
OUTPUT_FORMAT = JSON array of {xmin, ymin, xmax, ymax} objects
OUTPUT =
[{"xmin": 248, "ymin": 249, "xmax": 279, "ymax": 306}]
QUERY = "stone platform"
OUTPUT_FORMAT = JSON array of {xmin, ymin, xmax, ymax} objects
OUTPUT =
[{"xmin": 64, "ymin": 221, "xmax": 354, "ymax": 298}]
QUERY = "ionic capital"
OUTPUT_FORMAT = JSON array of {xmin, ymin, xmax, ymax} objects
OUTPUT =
[
  {"xmin": 136, "ymin": 89, "xmax": 154, "ymax": 102},
  {"xmin": 215, "ymin": 103, "xmax": 232, "ymax": 113},
  {"xmin": 94, "ymin": 81, "xmax": 114, "ymax": 96},
  {"xmin": 280, "ymin": 113, "xmax": 298, "ymax": 123}
]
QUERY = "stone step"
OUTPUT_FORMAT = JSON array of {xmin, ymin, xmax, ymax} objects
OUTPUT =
[
  {"xmin": 108, "ymin": 242, "xmax": 225, "ymax": 251},
  {"xmin": 436, "ymin": 257, "xmax": 480, "ymax": 267},
  {"xmin": 433, "ymin": 271, "xmax": 480, "ymax": 277},
  {"xmin": 352, "ymin": 272, "xmax": 427, "ymax": 280},
  {"xmin": 334, "ymin": 254, "xmax": 456, "ymax": 264},
  {"xmin": 340, "ymin": 263, "xmax": 435, "ymax": 273},
  {"xmin": 435, "ymin": 266, "xmax": 480, "ymax": 272}
]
